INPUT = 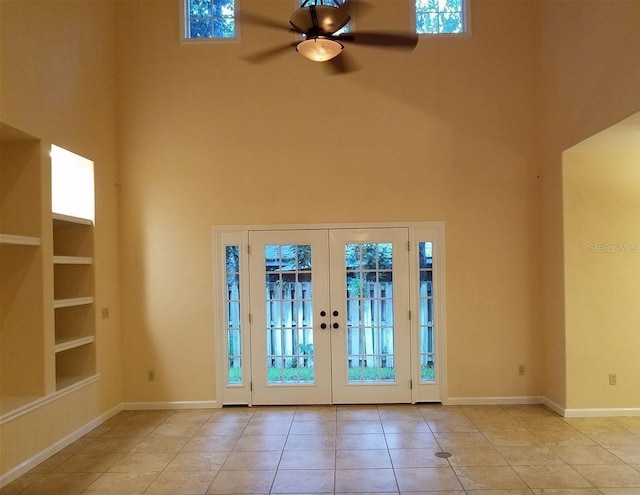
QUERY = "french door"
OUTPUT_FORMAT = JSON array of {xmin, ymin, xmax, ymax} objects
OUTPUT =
[
  {"xmin": 249, "ymin": 228, "xmax": 411, "ymax": 405},
  {"xmin": 215, "ymin": 223, "xmax": 444, "ymax": 406}
]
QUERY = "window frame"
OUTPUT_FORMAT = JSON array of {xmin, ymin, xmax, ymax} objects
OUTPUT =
[
  {"xmin": 414, "ymin": 0, "xmax": 471, "ymax": 37},
  {"xmin": 181, "ymin": 0, "xmax": 240, "ymax": 42},
  {"xmin": 214, "ymin": 229, "xmax": 251, "ymax": 405},
  {"xmin": 213, "ymin": 222, "xmax": 446, "ymax": 406}
]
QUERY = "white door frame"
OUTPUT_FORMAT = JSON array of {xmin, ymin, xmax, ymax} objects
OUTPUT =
[
  {"xmin": 213, "ymin": 222, "xmax": 447, "ymax": 406},
  {"xmin": 329, "ymin": 227, "xmax": 412, "ymax": 404},
  {"xmin": 248, "ymin": 229, "xmax": 333, "ymax": 405}
]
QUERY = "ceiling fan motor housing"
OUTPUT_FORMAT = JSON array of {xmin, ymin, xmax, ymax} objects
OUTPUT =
[{"xmin": 290, "ymin": 3, "xmax": 350, "ymax": 36}]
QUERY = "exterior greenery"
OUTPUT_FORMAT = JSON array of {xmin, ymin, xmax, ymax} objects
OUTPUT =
[
  {"xmin": 186, "ymin": 0, "xmax": 235, "ymax": 39},
  {"xmin": 186, "ymin": 0, "xmax": 466, "ymax": 39},
  {"xmin": 416, "ymin": 0, "xmax": 465, "ymax": 34},
  {"xmin": 227, "ymin": 365, "xmax": 434, "ymax": 384},
  {"xmin": 225, "ymin": 240, "xmax": 437, "ymax": 387}
]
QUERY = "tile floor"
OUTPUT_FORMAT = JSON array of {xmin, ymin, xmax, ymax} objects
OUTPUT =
[{"xmin": 3, "ymin": 404, "xmax": 640, "ymax": 494}]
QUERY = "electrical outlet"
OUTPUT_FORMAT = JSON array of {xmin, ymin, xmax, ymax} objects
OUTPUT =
[
  {"xmin": 609, "ymin": 373, "xmax": 617, "ymax": 385},
  {"xmin": 518, "ymin": 365, "xmax": 525, "ymax": 376},
  {"xmin": 148, "ymin": 370, "xmax": 155, "ymax": 381}
]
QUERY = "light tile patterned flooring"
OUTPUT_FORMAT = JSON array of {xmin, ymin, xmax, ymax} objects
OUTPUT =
[{"xmin": 4, "ymin": 404, "xmax": 640, "ymax": 494}]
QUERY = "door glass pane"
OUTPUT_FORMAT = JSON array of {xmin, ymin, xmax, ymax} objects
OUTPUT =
[
  {"xmin": 264, "ymin": 244, "xmax": 314, "ymax": 384},
  {"xmin": 419, "ymin": 241, "xmax": 436, "ymax": 381},
  {"xmin": 225, "ymin": 246, "xmax": 242, "ymax": 384},
  {"xmin": 345, "ymin": 242, "xmax": 395, "ymax": 383}
]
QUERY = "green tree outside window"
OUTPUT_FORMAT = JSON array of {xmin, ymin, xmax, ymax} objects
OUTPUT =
[
  {"xmin": 187, "ymin": 0, "xmax": 235, "ymax": 39},
  {"xmin": 416, "ymin": 0, "xmax": 465, "ymax": 34}
]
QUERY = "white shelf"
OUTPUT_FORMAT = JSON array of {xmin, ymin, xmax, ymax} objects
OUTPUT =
[
  {"xmin": 54, "ymin": 297, "xmax": 94, "ymax": 309},
  {"xmin": 55, "ymin": 336, "xmax": 95, "ymax": 353},
  {"xmin": 52, "ymin": 212, "xmax": 93, "ymax": 225},
  {"xmin": 53, "ymin": 255, "xmax": 93, "ymax": 264},
  {"xmin": 0, "ymin": 234, "xmax": 41, "ymax": 246}
]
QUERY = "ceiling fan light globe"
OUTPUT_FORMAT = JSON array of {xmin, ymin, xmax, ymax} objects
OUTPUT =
[{"xmin": 297, "ymin": 37, "xmax": 344, "ymax": 62}]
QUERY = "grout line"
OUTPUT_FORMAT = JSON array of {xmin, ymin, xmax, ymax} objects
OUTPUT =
[{"xmin": 10, "ymin": 405, "xmax": 640, "ymax": 495}]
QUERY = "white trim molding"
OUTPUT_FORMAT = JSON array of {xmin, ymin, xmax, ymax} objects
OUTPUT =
[
  {"xmin": 213, "ymin": 221, "xmax": 447, "ymax": 406},
  {"xmin": 1, "ymin": 400, "xmax": 218, "ymax": 488},
  {"xmin": 541, "ymin": 396, "xmax": 566, "ymax": 416},
  {"xmin": 0, "ymin": 403, "xmax": 122, "ymax": 488},
  {"xmin": 445, "ymin": 396, "xmax": 545, "ymax": 406},
  {"xmin": 563, "ymin": 407, "xmax": 640, "ymax": 418},
  {"xmin": 446, "ymin": 396, "xmax": 640, "ymax": 418},
  {"xmin": 0, "ymin": 375, "xmax": 101, "ymax": 425},
  {"xmin": 122, "ymin": 400, "xmax": 219, "ymax": 410}
]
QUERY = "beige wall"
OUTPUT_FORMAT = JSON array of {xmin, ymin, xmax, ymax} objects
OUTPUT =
[
  {"xmin": 536, "ymin": 0, "xmax": 640, "ymax": 410},
  {"xmin": 564, "ymin": 145, "xmax": 640, "ymax": 410},
  {"xmin": 1, "ymin": 0, "xmax": 121, "ymax": 477},
  {"xmin": 116, "ymin": 0, "xmax": 542, "ymax": 402},
  {"xmin": 3, "ymin": 0, "xmax": 640, "ymax": 480}
]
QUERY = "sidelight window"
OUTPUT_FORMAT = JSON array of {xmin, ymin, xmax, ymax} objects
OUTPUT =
[
  {"xmin": 225, "ymin": 245, "xmax": 242, "ymax": 384},
  {"xmin": 418, "ymin": 242, "xmax": 436, "ymax": 382}
]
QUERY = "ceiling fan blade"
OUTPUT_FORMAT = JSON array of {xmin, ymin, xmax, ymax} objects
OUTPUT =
[
  {"xmin": 240, "ymin": 10, "xmax": 298, "ymax": 33},
  {"xmin": 337, "ymin": 31, "xmax": 419, "ymax": 49},
  {"xmin": 242, "ymin": 43, "xmax": 298, "ymax": 64},
  {"xmin": 325, "ymin": 51, "xmax": 359, "ymax": 75}
]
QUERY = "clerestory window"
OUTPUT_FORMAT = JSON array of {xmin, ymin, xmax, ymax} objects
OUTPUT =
[
  {"xmin": 184, "ymin": 0, "xmax": 236, "ymax": 39},
  {"xmin": 416, "ymin": 0, "xmax": 468, "ymax": 35}
]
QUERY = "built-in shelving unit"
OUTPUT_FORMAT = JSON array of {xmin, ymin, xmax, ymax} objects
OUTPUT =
[
  {"xmin": 52, "ymin": 213, "xmax": 96, "ymax": 392},
  {"xmin": 0, "ymin": 122, "xmax": 98, "ymax": 418},
  {"xmin": 0, "ymin": 124, "xmax": 47, "ymax": 417}
]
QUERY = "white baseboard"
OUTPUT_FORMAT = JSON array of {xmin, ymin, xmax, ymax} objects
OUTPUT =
[
  {"xmin": 444, "ymin": 396, "xmax": 640, "ymax": 419},
  {"xmin": 122, "ymin": 400, "xmax": 218, "ymax": 410},
  {"xmin": 0, "ymin": 403, "xmax": 122, "ymax": 489},
  {"xmin": 5, "ymin": 396, "xmax": 639, "ymax": 489},
  {"xmin": 541, "ymin": 396, "xmax": 566, "ymax": 416},
  {"xmin": 445, "ymin": 396, "xmax": 545, "ymax": 406},
  {"xmin": 1, "ymin": 400, "xmax": 218, "ymax": 488},
  {"xmin": 563, "ymin": 407, "xmax": 640, "ymax": 417},
  {"xmin": 540, "ymin": 396, "xmax": 640, "ymax": 417}
]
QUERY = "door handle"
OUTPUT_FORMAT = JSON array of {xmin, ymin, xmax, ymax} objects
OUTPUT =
[
  {"xmin": 331, "ymin": 310, "xmax": 340, "ymax": 329},
  {"xmin": 320, "ymin": 310, "xmax": 328, "ymax": 330}
]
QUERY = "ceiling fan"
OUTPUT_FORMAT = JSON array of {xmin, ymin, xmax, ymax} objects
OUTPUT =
[{"xmin": 241, "ymin": 0, "xmax": 418, "ymax": 72}]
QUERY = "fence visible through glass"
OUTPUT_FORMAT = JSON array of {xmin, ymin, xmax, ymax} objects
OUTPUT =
[
  {"xmin": 419, "ymin": 241, "xmax": 435, "ymax": 381},
  {"xmin": 264, "ymin": 244, "xmax": 314, "ymax": 384},
  {"xmin": 345, "ymin": 243, "xmax": 395, "ymax": 382},
  {"xmin": 226, "ymin": 245, "xmax": 242, "ymax": 384}
]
